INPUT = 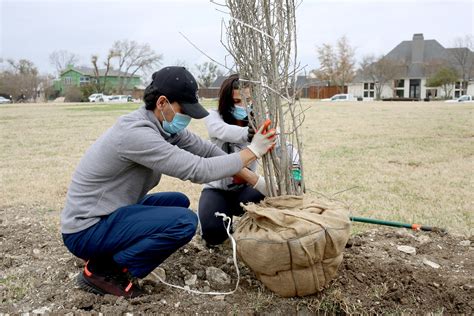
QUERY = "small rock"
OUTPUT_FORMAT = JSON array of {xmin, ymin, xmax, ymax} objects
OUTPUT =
[
  {"xmin": 206, "ymin": 267, "xmax": 231, "ymax": 287},
  {"xmin": 160, "ymin": 299, "xmax": 167, "ymax": 305},
  {"xmin": 423, "ymin": 258, "xmax": 440, "ymax": 269},
  {"xmin": 184, "ymin": 285, "xmax": 190, "ymax": 291},
  {"xmin": 395, "ymin": 229, "xmax": 415, "ymax": 239},
  {"xmin": 354, "ymin": 273, "xmax": 364, "ymax": 282},
  {"xmin": 432, "ymin": 282, "xmax": 440, "ymax": 288},
  {"xmin": 183, "ymin": 248, "xmax": 189, "ymax": 254},
  {"xmin": 417, "ymin": 235, "xmax": 431, "ymax": 244},
  {"xmin": 115, "ymin": 296, "xmax": 128, "ymax": 306},
  {"xmin": 32, "ymin": 306, "xmax": 50, "ymax": 314},
  {"xmin": 459, "ymin": 240, "xmax": 471, "ymax": 247},
  {"xmin": 184, "ymin": 274, "xmax": 198, "ymax": 286},
  {"xmin": 196, "ymin": 270, "xmax": 205, "ymax": 279},
  {"xmin": 149, "ymin": 267, "xmax": 166, "ymax": 282},
  {"xmin": 32, "ymin": 248, "xmax": 41, "ymax": 258},
  {"xmin": 397, "ymin": 245, "xmax": 416, "ymax": 255},
  {"xmin": 174, "ymin": 302, "xmax": 181, "ymax": 308},
  {"xmin": 3, "ymin": 257, "xmax": 12, "ymax": 268},
  {"xmin": 462, "ymin": 284, "xmax": 473, "ymax": 290}
]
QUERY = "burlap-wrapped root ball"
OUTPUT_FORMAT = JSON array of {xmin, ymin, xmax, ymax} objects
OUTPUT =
[{"xmin": 233, "ymin": 195, "xmax": 351, "ymax": 297}]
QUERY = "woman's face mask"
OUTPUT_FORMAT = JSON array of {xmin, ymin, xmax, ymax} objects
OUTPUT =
[
  {"xmin": 161, "ymin": 101, "xmax": 191, "ymax": 134},
  {"xmin": 232, "ymin": 105, "xmax": 248, "ymax": 120}
]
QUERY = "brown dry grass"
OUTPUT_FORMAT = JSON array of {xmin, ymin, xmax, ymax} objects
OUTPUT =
[{"xmin": 0, "ymin": 100, "xmax": 472, "ymax": 235}]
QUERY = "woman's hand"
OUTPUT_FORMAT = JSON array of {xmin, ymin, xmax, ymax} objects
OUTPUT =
[{"xmin": 247, "ymin": 120, "xmax": 276, "ymax": 159}]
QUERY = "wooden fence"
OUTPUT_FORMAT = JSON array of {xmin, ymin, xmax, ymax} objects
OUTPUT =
[
  {"xmin": 199, "ymin": 86, "xmax": 347, "ymax": 100},
  {"xmin": 298, "ymin": 86, "xmax": 347, "ymax": 99}
]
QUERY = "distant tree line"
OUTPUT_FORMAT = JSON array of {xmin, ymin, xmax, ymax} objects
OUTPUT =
[
  {"xmin": 1, "ymin": 35, "xmax": 472, "ymax": 103},
  {"xmin": 0, "ymin": 39, "xmax": 227, "ymax": 103}
]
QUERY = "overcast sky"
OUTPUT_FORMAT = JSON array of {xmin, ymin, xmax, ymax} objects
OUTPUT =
[{"xmin": 0, "ymin": 0, "xmax": 473, "ymax": 78}]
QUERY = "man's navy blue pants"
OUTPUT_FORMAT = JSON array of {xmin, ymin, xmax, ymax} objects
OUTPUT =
[{"xmin": 62, "ymin": 192, "xmax": 197, "ymax": 278}]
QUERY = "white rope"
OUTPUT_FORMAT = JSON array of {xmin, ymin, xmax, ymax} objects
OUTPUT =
[{"xmin": 150, "ymin": 212, "xmax": 240, "ymax": 296}]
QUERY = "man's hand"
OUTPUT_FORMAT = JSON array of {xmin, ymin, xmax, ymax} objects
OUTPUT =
[{"xmin": 247, "ymin": 120, "xmax": 276, "ymax": 159}]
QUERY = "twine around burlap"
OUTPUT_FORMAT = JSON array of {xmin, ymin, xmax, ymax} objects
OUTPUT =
[{"xmin": 233, "ymin": 195, "xmax": 351, "ymax": 297}]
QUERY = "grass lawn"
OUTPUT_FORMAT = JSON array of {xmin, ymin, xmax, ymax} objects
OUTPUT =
[{"xmin": 0, "ymin": 100, "xmax": 472, "ymax": 235}]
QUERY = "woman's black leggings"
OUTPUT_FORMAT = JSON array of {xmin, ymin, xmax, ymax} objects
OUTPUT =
[{"xmin": 198, "ymin": 187, "xmax": 264, "ymax": 246}]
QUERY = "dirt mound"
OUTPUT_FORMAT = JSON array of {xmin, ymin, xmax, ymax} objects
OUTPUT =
[{"xmin": 1, "ymin": 207, "xmax": 472, "ymax": 314}]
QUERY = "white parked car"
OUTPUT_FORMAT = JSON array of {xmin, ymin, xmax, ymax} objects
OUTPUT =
[
  {"xmin": 88, "ymin": 93, "xmax": 109, "ymax": 102},
  {"xmin": 445, "ymin": 95, "xmax": 474, "ymax": 103},
  {"xmin": 0, "ymin": 96, "xmax": 12, "ymax": 104},
  {"xmin": 108, "ymin": 95, "xmax": 133, "ymax": 103},
  {"xmin": 321, "ymin": 94, "xmax": 356, "ymax": 102}
]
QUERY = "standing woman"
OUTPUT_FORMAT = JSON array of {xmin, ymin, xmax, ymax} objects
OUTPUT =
[{"xmin": 198, "ymin": 74, "xmax": 265, "ymax": 246}]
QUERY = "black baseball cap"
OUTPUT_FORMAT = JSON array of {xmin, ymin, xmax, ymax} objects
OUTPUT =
[{"xmin": 149, "ymin": 66, "xmax": 208, "ymax": 119}]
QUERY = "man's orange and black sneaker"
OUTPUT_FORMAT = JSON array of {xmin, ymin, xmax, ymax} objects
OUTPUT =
[{"xmin": 76, "ymin": 261, "xmax": 145, "ymax": 298}]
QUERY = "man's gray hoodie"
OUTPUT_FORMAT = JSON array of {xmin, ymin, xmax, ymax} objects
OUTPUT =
[{"xmin": 61, "ymin": 106, "xmax": 243, "ymax": 234}]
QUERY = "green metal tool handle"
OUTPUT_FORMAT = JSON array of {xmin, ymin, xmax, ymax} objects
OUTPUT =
[{"xmin": 350, "ymin": 216, "xmax": 446, "ymax": 233}]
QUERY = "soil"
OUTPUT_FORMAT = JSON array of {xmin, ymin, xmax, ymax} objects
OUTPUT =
[{"xmin": 1, "ymin": 206, "xmax": 473, "ymax": 314}]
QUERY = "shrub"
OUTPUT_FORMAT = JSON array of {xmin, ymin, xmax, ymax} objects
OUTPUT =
[{"xmin": 64, "ymin": 86, "xmax": 83, "ymax": 102}]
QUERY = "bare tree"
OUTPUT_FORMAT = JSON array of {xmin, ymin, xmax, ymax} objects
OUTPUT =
[
  {"xmin": 220, "ymin": 0, "xmax": 303, "ymax": 196},
  {"xmin": 314, "ymin": 36, "xmax": 355, "ymax": 92},
  {"xmin": 111, "ymin": 40, "xmax": 162, "ymax": 93},
  {"xmin": 0, "ymin": 59, "xmax": 39, "ymax": 102},
  {"xmin": 335, "ymin": 36, "xmax": 356, "ymax": 93},
  {"xmin": 312, "ymin": 43, "xmax": 336, "ymax": 86},
  {"xmin": 195, "ymin": 61, "xmax": 223, "ymax": 88},
  {"xmin": 450, "ymin": 35, "xmax": 474, "ymax": 94},
  {"xmin": 91, "ymin": 50, "xmax": 119, "ymax": 93},
  {"xmin": 49, "ymin": 50, "xmax": 79, "ymax": 75},
  {"xmin": 359, "ymin": 55, "xmax": 405, "ymax": 100}
]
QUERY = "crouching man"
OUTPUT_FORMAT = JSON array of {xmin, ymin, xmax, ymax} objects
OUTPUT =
[{"xmin": 60, "ymin": 66, "xmax": 275, "ymax": 297}]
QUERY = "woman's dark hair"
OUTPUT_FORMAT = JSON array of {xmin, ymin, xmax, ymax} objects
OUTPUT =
[
  {"xmin": 143, "ymin": 84, "xmax": 177, "ymax": 111},
  {"xmin": 218, "ymin": 74, "xmax": 249, "ymax": 125}
]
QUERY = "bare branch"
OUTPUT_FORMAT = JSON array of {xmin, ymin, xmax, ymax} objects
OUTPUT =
[
  {"xmin": 179, "ymin": 31, "xmax": 232, "ymax": 72},
  {"xmin": 218, "ymin": 0, "xmax": 303, "ymax": 196}
]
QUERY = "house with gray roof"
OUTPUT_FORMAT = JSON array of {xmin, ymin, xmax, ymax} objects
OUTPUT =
[{"xmin": 349, "ymin": 33, "xmax": 474, "ymax": 100}]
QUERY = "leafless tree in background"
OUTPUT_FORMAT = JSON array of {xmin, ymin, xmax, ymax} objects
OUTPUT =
[
  {"xmin": 195, "ymin": 61, "xmax": 223, "ymax": 88},
  {"xmin": 111, "ymin": 40, "xmax": 162, "ymax": 93},
  {"xmin": 218, "ymin": 0, "xmax": 304, "ymax": 196},
  {"xmin": 91, "ymin": 50, "xmax": 118, "ymax": 94},
  {"xmin": 0, "ymin": 59, "xmax": 39, "ymax": 102},
  {"xmin": 313, "ymin": 43, "xmax": 336, "ymax": 86},
  {"xmin": 335, "ymin": 36, "xmax": 356, "ymax": 93},
  {"xmin": 313, "ymin": 36, "xmax": 355, "ymax": 93},
  {"xmin": 49, "ymin": 50, "xmax": 79, "ymax": 75},
  {"xmin": 450, "ymin": 35, "xmax": 474, "ymax": 94}
]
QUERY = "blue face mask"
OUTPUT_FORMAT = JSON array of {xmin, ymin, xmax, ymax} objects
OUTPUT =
[
  {"xmin": 161, "ymin": 102, "xmax": 191, "ymax": 134},
  {"xmin": 232, "ymin": 105, "xmax": 248, "ymax": 120}
]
